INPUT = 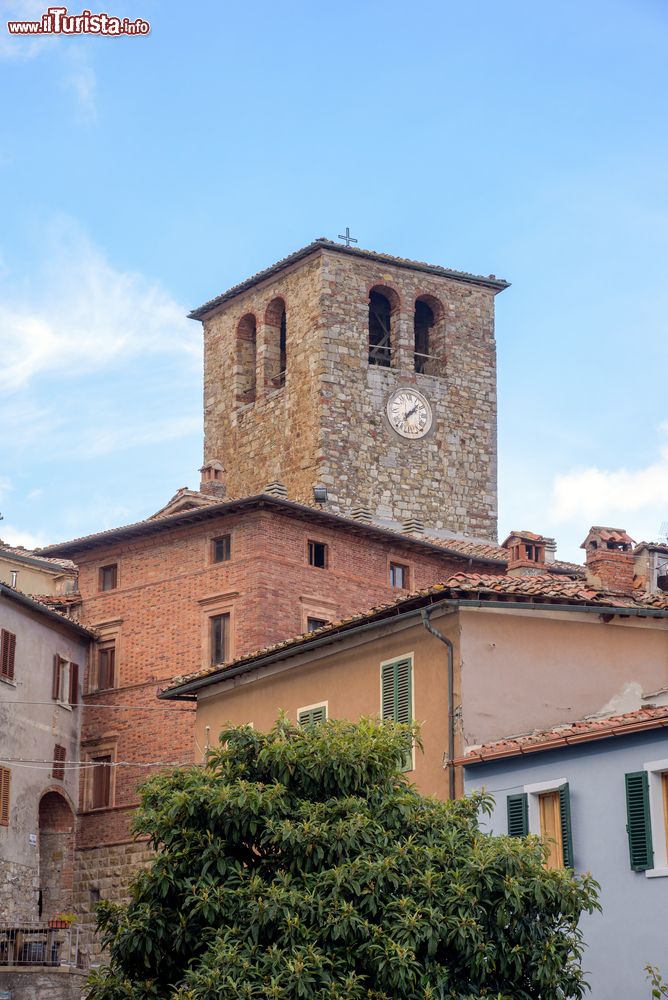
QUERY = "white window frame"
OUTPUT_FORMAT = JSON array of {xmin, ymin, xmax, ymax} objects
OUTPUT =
[
  {"xmin": 644, "ymin": 757, "xmax": 668, "ymax": 878},
  {"xmin": 522, "ymin": 777, "xmax": 568, "ymax": 836}
]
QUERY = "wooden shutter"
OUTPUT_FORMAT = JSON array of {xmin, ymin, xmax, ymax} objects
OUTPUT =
[
  {"xmin": 0, "ymin": 767, "xmax": 10, "ymax": 825},
  {"xmin": 98, "ymin": 647, "xmax": 115, "ymax": 690},
  {"xmin": 559, "ymin": 782, "xmax": 574, "ymax": 868},
  {"xmin": 625, "ymin": 771, "xmax": 653, "ymax": 871},
  {"xmin": 298, "ymin": 705, "xmax": 327, "ymax": 726},
  {"xmin": 52, "ymin": 655, "xmax": 61, "ymax": 700},
  {"xmin": 92, "ymin": 756, "xmax": 112, "ymax": 809},
  {"xmin": 381, "ymin": 658, "xmax": 412, "ymax": 723},
  {"xmin": 381, "ymin": 659, "xmax": 412, "ymax": 769},
  {"xmin": 507, "ymin": 793, "xmax": 529, "ymax": 837},
  {"xmin": 52, "ymin": 745, "xmax": 66, "ymax": 781},
  {"xmin": 0, "ymin": 630, "xmax": 16, "ymax": 680},
  {"xmin": 69, "ymin": 663, "xmax": 79, "ymax": 706}
]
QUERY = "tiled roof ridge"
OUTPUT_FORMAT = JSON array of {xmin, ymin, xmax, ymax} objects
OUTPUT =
[
  {"xmin": 460, "ymin": 705, "xmax": 668, "ymax": 764},
  {"xmin": 0, "ymin": 543, "xmax": 77, "ymax": 572},
  {"xmin": 0, "ymin": 583, "xmax": 94, "ymax": 638},
  {"xmin": 189, "ymin": 238, "xmax": 509, "ymax": 319},
  {"xmin": 162, "ymin": 571, "xmax": 668, "ymax": 697}
]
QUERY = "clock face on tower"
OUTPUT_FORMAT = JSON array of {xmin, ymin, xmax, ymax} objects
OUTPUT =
[{"xmin": 386, "ymin": 388, "xmax": 433, "ymax": 439}]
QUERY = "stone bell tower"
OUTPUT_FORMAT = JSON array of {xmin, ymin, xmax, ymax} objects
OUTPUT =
[{"xmin": 190, "ymin": 238, "xmax": 508, "ymax": 540}]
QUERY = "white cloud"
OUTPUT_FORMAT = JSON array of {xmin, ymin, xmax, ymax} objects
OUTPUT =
[
  {"xmin": 0, "ymin": 477, "xmax": 13, "ymax": 501},
  {"xmin": 80, "ymin": 415, "xmax": 202, "ymax": 457},
  {"xmin": 0, "ymin": 1, "xmax": 51, "ymax": 60},
  {"xmin": 550, "ymin": 424, "xmax": 668, "ymax": 545},
  {"xmin": 26, "ymin": 488, "xmax": 43, "ymax": 500},
  {"xmin": 0, "ymin": 218, "xmax": 200, "ymax": 392},
  {"xmin": 64, "ymin": 60, "xmax": 96, "ymax": 119},
  {"xmin": 0, "ymin": 525, "xmax": 47, "ymax": 549}
]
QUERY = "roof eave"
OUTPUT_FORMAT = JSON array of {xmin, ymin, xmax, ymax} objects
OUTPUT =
[
  {"xmin": 0, "ymin": 584, "xmax": 96, "ymax": 640},
  {"xmin": 188, "ymin": 240, "xmax": 510, "ymax": 321}
]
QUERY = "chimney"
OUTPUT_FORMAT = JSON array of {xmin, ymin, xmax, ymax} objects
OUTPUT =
[
  {"xmin": 581, "ymin": 526, "xmax": 636, "ymax": 594},
  {"xmin": 634, "ymin": 542, "xmax": 668, "ymax": 594},
  {"xmin": 199, "ymin": 461, "xmax": 226, "ymax": 499},
  {"xmin": 502, "ymin": 530, "xmax": 553, "ymax": 576}
]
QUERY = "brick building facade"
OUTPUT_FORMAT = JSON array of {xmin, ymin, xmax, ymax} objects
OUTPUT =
[{"xmin": 37, "ymin": 240, "xmax": 513, "ymax": 960}]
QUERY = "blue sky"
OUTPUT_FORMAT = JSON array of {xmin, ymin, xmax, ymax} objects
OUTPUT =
[{"xmin": 0, "ymin": 0, "xmax": 667, "ymax": 563}]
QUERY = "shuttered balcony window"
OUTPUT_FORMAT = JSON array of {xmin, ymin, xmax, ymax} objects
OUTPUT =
[{"xmin": 52, "ymin": 744, "xmax": 66, "ymax": 781}]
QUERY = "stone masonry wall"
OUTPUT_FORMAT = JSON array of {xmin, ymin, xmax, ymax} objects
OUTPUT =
[
  {"xmin": 203, "ymin": 254, "xmax": 325, "ymax": 504},
  {"xmin": 318, "ymin": 250, "xmax": 498, "ymax": 536},
  {"xmin": 72, "ymin": 840, "xmax": 154, "ymax": 967},
  {"xmin": 201, "ymin": 246, "xmax": 499, "ymax": 538},
  {"xmin": 0, "ymin": 969, "xmax": 88, "ymax": 1000},
  {"xmin": 0, "ymin": 859, "xmax": 38, "ymax": 923}
]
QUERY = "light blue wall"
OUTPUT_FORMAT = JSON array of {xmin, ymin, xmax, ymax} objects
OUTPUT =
[{"xmin": 464, "ymin": 729, "xmax": 668, "ymax": 1000}]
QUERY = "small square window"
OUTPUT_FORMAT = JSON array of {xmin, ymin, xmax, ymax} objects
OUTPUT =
[
  {"xmin": 212, "ymin": 535, "xmax": 231, "ymax": 563},
  {"xmin": 308, "ymin": 540, "xmax": 327, "ymax": 569},
  {"xmin": 99, "ymin": 564, "xmax": 118, "ymax": 591},
  {"xmin": 390, "ymin": 562, "xmax": 408, "ymax": 589},
  {"xmin": 307, "ymin": 617, "xmax": 329, "ymax": 632},
  {"xmin": 210, "ymin": 613, "xmax": 230, "ymax": 665}
]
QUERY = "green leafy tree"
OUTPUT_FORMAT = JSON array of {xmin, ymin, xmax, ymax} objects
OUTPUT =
[{"xmin": 87, "ymin": 718, "xmax": 599, "ymax": 1000}]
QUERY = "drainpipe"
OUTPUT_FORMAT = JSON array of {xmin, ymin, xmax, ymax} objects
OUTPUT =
[{"xmin": 420, "ymin": 607, "xmax": 456, "ymax": 800}]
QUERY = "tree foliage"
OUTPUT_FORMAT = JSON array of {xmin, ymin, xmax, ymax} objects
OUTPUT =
[{"xmin": 86, "ymin": 718, "xmax": 599, "ymax": 1000}]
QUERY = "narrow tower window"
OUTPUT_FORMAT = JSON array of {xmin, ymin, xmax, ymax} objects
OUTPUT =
[
  {"xmin": 265, "ymin": 298, "xmax": 287, "ymax": 389},
  {"xmin": 236, "ymin": 314, "xmax": 257, "ymax": 404},
  {"xmin": 368, "ymin": 290, "xmax": 393, "ymax": 367},
  {"xmin": 414, "ymin": 300, "xmax": 435, "ymax": 373}
]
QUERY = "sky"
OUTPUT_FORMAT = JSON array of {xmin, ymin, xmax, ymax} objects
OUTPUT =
[{"xmin": 0, "ymin": 0, "xmax": 667, "ymax": 564}]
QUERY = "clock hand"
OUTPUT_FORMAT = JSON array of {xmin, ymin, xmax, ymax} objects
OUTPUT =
[{"xmin": 404, "ymin": 404, "xmax": 419, "ymax": 419}]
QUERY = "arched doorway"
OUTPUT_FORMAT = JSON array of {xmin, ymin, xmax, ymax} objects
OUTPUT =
[{"xmin": 38, "ymin": 791, "xmax": 75, "ymax": 920}]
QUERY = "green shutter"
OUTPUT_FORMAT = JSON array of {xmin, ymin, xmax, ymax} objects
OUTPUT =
[
  {"xmin": 298, "ymin": 705, "xmax": 327, "ymax": 726},
  {"xmin": 559, "ymin": 782, "xmax": 574, "ymax": 868},
  {"xmin": 625, "ymin": 771, "xmax": 653, "ymax": 871},
  {"xmin": 507, "ymin": 793, "xmax": 528, "ymax": 837},
  {"xmin": 381, "ymin": 659, "xmax": 413, "ymax": 769}
]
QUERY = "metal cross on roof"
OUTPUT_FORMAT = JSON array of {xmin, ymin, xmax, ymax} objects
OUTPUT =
[{"xmin": 337, "ymin": 227, "xmax": 358, "ymax": 247}]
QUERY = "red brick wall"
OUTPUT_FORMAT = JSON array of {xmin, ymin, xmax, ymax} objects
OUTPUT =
[{"xmin": 75, "ymin": 506, "xmax": 500, "ymax": 847}]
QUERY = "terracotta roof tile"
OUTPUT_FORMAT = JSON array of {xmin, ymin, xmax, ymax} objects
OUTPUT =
[
  {"xmin": 162, "ymin": 571, "xmax": 668, "ymax": 697},
  {"xmin": 460, "ymin": 705, "xmax": 668, "ymax": 764}
]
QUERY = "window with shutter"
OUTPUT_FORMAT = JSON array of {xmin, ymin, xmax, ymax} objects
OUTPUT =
[
  {"xmin": 91, "ymin": 755, "xmax": 112, "ymax": 809},
  {"xmin": 69, "ymin": 663, "xmax": 79, "ymax": 706},
  {"xmin": 507, "ymin": 793, "xmax": 529, "ymax": 837},
  {"xmin": 0, "ymin": 629, "xmax": 16, "ymax": 681},
  {"xmin": 52, "ymin": 745, "xmax": 66, "ymax": 781},
  {"xmin": 625, "ymin": 770, "xmax": 653, "ymax": 871},
  {"xmin": 0, "ymin": 767, "xmax": 10, "ymax": 825},
  {"xmin": 298, "ymin": 704, "xmax": 327, "ymax": 726},
  {"xmin": 97, "ymin": 645, "xmax": 116, "ymax": 690},
  {"xmin": 380, "ymin": 657, "xmax": 413, "ymax": 770},
  {"xmin": 558, "ymin": 782, "xmax": 574, "ymax": 868}
]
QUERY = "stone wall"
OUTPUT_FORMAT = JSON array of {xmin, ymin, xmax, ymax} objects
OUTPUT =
[
  {"xmin": 72, "ymin": 840, "xmax": 154, "ymax": 967},
  {"xmin": 201, "ymin": 245, "xmax": 500, "ymax": 538},
  {"xmin": 0, "ymin": 859, "xmax": 37, "ymax": 924},
  {"xmin": 0, "ymin": 968, "xmax": 87, "ymax": 1000}
]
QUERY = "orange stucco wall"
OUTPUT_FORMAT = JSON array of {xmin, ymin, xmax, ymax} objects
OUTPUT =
[
  {"xmin": 194, "ymin": 606, "xmax": 668, "ymax": 802},
  {"xmin": 196, "ymin": 612, "xmax": 460, "ymax": 799}
]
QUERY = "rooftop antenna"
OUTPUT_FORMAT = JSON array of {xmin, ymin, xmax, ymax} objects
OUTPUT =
[{"xmin": 337, "ymin": 226, "xmax": 357, "ymax": 248}]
